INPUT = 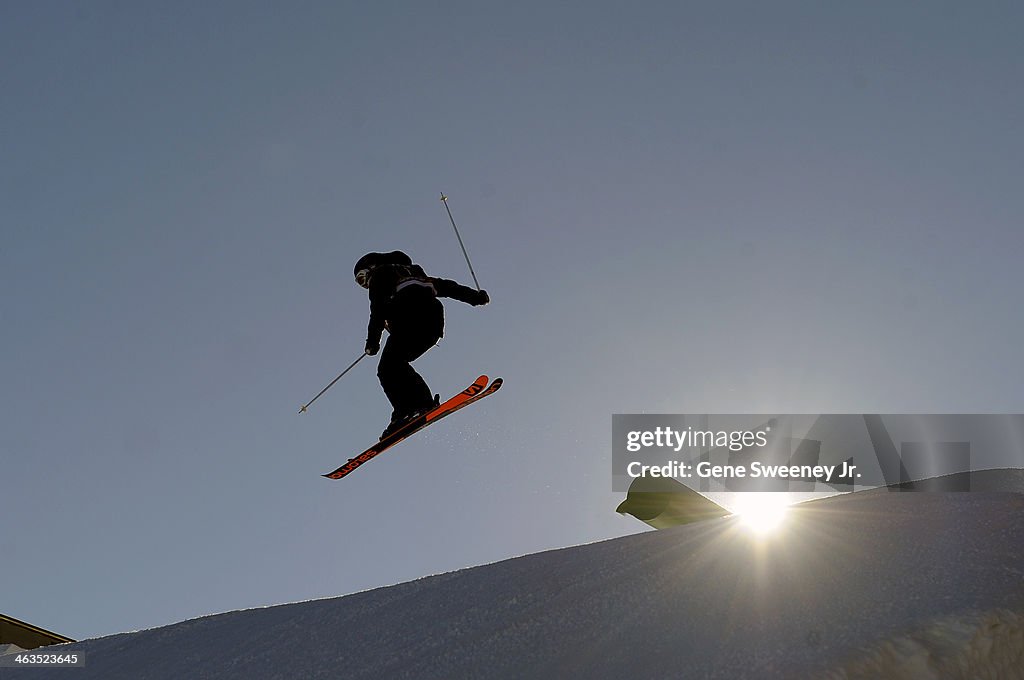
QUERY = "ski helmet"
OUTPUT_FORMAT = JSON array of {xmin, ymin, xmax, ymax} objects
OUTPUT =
[{"xmin": 353, "ymin": 251, "xmax": 413, "ymax": 287}]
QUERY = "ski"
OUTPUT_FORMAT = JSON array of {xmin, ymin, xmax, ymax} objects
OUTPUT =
[
  {"xmin": 323, "ymin": 375, "xmax": 503, "ymax": 480},
  {"xmin": 425, "ymin": 376, "xmax": 502, "ymax": 429}
]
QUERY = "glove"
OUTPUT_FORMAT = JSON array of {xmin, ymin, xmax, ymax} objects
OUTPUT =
[
  {"xmin": 473, "ymin": 289, "xmax": 490, "ymax": 306},
  {"xmin": 364, "ymin": 339, "xmax": 380, "ymax": 356}
]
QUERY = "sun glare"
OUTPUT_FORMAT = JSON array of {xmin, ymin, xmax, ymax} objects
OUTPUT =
[{"xmin": 730, "ymin": 494, "xmax": 791, "ymax": 534}]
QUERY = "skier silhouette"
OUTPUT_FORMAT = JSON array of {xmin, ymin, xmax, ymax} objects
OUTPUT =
[{"xmin": 354, "ymin": 251, "xmax": 489, "ymax": 440}]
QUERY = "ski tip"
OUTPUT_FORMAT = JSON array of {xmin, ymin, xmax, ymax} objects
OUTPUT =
[{"xmin": 466, "ymin": 375, "xmax": 488, "ymax": 396}]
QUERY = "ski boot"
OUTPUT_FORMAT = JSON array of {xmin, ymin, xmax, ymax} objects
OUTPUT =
[{"xmin": 379, "ymin": 394, "xmax": 440, "ymax": 441}]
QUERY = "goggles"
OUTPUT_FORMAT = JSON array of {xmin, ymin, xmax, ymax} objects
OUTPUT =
[{"xmin": 355, "ymin": 268, "xmax": 371, "ymax": 288}]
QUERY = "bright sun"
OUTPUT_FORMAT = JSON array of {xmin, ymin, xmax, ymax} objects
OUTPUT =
[{"xmin": 729, "ymin": 493, "xmax": 791, "ymax": 534}]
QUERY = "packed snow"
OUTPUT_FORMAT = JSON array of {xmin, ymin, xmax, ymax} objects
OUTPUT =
[{"xmin": 3, "ymin": 488, "xmax": 1023, "ymax": 679}]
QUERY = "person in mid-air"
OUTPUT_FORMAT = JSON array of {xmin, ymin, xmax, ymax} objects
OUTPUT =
[{"xmin": 354, "ymin": 250, "xmax": 489, "ymax": 440}]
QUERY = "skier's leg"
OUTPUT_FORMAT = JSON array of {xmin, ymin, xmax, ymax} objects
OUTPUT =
[
  {"xmin": 377, "ymin": 332, "xmax": 437, "ymax": 418},
  {"xmin": 375, "ymin": 296, "xmax": 445, "ymax": 438}
]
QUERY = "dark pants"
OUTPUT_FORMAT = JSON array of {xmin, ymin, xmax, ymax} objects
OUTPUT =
[{"xmin": 377, "ymin": 290, "xmax": 444, "ymax": 419}]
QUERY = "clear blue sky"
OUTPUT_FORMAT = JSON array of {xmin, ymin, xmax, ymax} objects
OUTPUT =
[{"xmin": 2, "ymin": 1, "xmax": 1021, "ymax": 639}]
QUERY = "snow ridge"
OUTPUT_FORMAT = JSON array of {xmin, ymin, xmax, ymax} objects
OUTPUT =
[{"xmin": 3, "ymin": 491, "xmax": 1024, "ymax": 679}]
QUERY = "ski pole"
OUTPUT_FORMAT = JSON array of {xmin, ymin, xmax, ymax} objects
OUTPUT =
[
  {"xmin": 439, "ymin": 193, "xmax": 481, "ymax": 290},
  {"xmin": 299, "ymin": 351, "xmax": 367, "ymax": 414}
]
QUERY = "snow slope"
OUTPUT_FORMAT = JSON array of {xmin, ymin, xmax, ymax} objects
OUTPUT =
[{"xmin": 3, "ymin": 489, "xmax": 1023, "ymax": 679}]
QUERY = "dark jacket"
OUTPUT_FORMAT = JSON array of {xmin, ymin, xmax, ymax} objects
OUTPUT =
[{"xmin": 365, "ymin": 263, "xmax": 482, "ymax": 349}]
